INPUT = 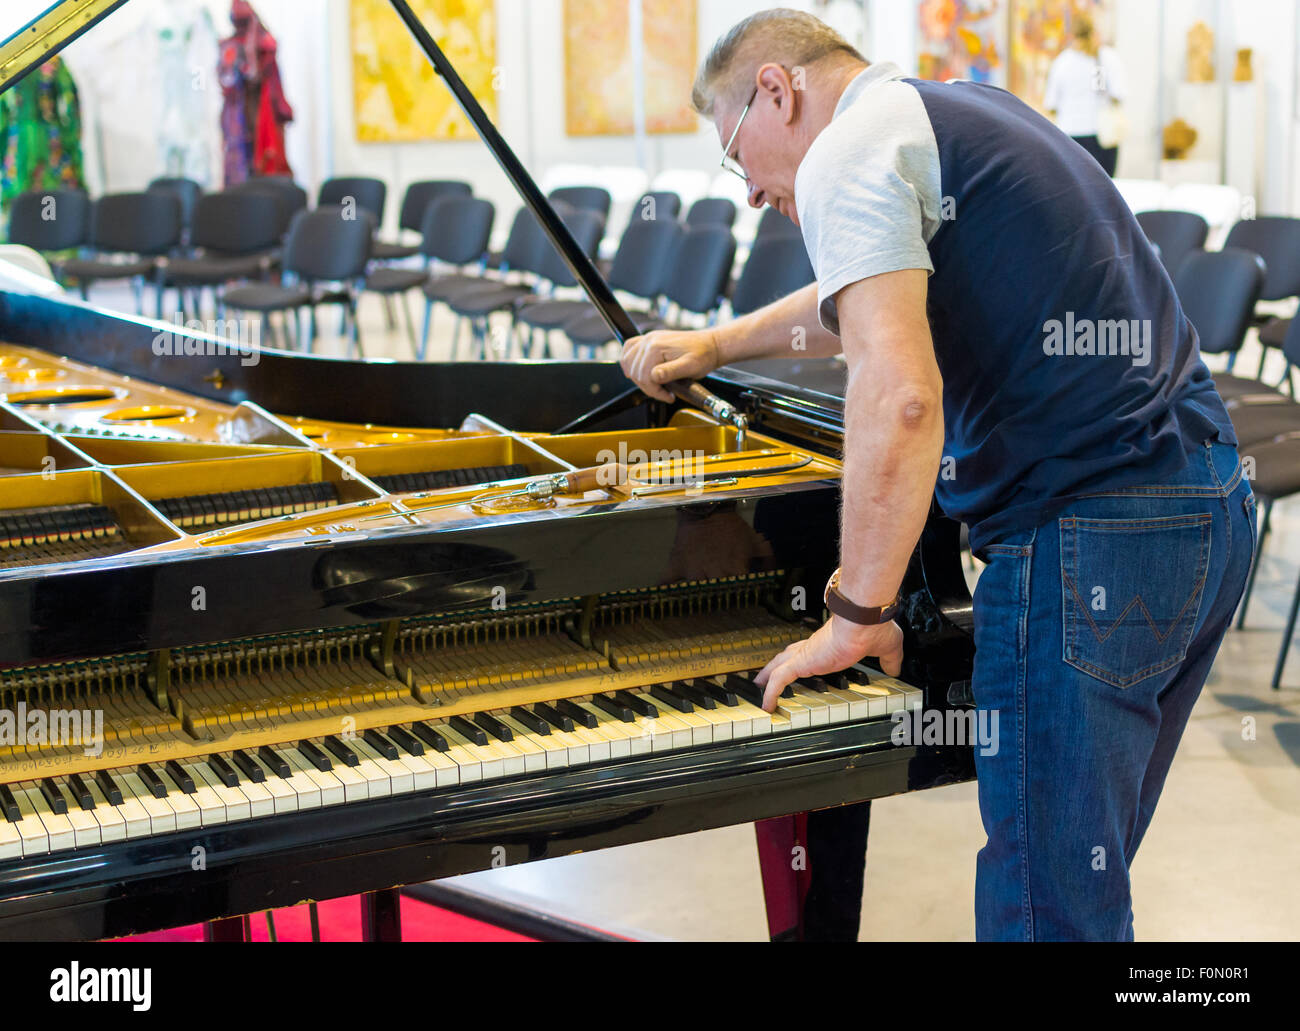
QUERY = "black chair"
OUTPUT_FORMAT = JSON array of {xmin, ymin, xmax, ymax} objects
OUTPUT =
[
  {"xmin": 373, "ymin": 179, "xmax": 472, "ymax": 261},
  {"xmin": 548, "ymin": 186, "xmax": 611, "ymax": 220},
  {"xmin": 1222, "ymin": 216, "xmax": 1300, "ymax": 375},
  {"xmin": 731, "ymin": 233, "xmax": 815, "ymax": 316},
  {"xmin": 229, "ymin": 177, "xmax": 309, "ymax": 240},
  {"xmin": 148, "ymin": 177, "xmax": 203, "ymax": 242},
  {"xmin": 563, "ymin": 224, "xmax": 736, "ymax": 355},
  {"xmin": 221, "ymin": 206, "xmax": 373, "ymax": 355},
  {"xmin": 515, "ymin": 216, "xmax": 681, "ymax": 358},
  {"xmin": 363, "ymin": 195, "xmax": 496, "ymax": 359},
  {"xmin": 445, "ymin": 207, "xmax": 606, "ymax": 359},
  {"xmin": 755, "ymin": 206, "xmax": 802, "ymax": 241},
  {"xmin": 422, "ymin": 202, "xmax": 556, "ymax": 313},
  {"xmin": 1174, "ymin": 249, "xmax": 1266, "ymax": 383},
  {"xmin": 1135, "ymin": 210, "xmax": 1207, "ymax": 277},
  {"xmin": 7, "ymin": 190, "xmax": 91, "ymax": 274},
  {"xmin": 159, "ymin": 190, "xmax": 283, "ymax": 318},
  {"xmin": 318, "ymin": 176, "xmax": 387, "ymax": 226},
  {"xmin": 687, "ymin": 197, "xmax": 737, "ymax": 229},
  {"xmin": 60, "ymin": 192, "xmax": 181, "ymax": 315},
  {"xmin": 631, "ymin": 190, "xmax": 681, "ymax": 222}
]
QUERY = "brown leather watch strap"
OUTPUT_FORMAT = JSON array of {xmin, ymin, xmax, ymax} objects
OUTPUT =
[{"xmin": 825, "ymin": 586, "xmax": 901, "ymax": 626}]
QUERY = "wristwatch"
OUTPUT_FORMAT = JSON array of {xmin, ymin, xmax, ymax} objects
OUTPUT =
[{"xmin": 823, "ymin": 567, "xmax": 900, "ymax": 626}]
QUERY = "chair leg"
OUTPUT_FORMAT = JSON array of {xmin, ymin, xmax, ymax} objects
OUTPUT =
[
  {"xmin": 1258, "ymin": 344, "xmax": 1270, "ymax": 380},
  {"xmin": 349, "ymin": 296, "xmax": 364, "ymax": 358},
  {"xmin": 305, "ymin": 305, "xmax": 316, "ymax": 354},
  {"xmin": 132, "ymin": 276, "xmax": 144, "ymax": 315},
  {"xmin": 418, "ymin": 298, "xmax": 434, "ymax": 361},
  {"xmin": 1236, "ymin": 497, "xmax": 1271, "ymax": 629},
  {"xmin": 1270, "ymin": 560, "xmax": 1300, "ymax": 690},
  {"xmin": 451, "ymin": 316, "xmax": 463, "ymax": 361},
  {"xmin": 292, "ymin": 307, "xmax": 303, "ymax": 351},
  {"xmin": 1226, "ymin": 352, "xmax": 1237, "ymax": 373},
  {"xmin": 400, "ymin": 293, "xmax": 417, "ymax": 358},
  {"xmin": 382, "ymin": 294, "xmax": 397, "ymax": 331}
]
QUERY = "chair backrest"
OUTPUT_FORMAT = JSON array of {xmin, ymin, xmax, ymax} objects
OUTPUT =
[
  {"xmin": 1174, "ymin": 248, "xmax": 1265, "ymax": 355},
  {"xmin": 148, "ymin": 177, "xmax": 203, "ymax": 231},
  {"xmin": 419, "ymin": 195, "xmax": 495, "ymax": 264},
  {"xmin": 318, "ymin": 176, "xmax": 387, "ymax": 225},
  {"xmin": 399, "ymin": 179, "xmax": 471, "ymax": 232},
  {"xmin": 500, "ymin": 202, "xmax": 569, "ymax": 275},
  {"xmin": 90, "ymin": 192, "xmax": 181, "ymax": 255},
  {"xmin": 1135, "ymin": 210, "xmax": 1207, "ymax": 276},
  {"xmin": 732, "ymin": 234, "xmax": 816, "ymax": 316},
  {"xmin": 755, "ymin": 206, "xmax": 802, "ymax": 241},
  {"xmin": 628, "ymin": 191, "xmax": 681, "ymax": 223},
  {"xmin": 7, "ymin": 189, "xmax": 90, "ymax": 251},
  {"xmin": 548, "ymin": 186, "xmax": 611, "ymax": 219},
  {"xmin": 687, "ymin": 197, "xmax": 738, "ymax": 229},
  {"xmin": 282, "ymin": 206, "xmax": 373, "ymax": 281},
  {"xmin": 537, "ymin": 209, "xmax": 606, "ymax": 287},
  {"xmin": 1223, "ymin": 216, "xmax": 1300, "ymax": 301},
  {"xmin": 607, "ymin": 217, "xmax": 681, "ymax": 298},
  {"xmin": 190, "ymin": 190, "xmax": 283, "ymax": 255},
  {"xmin": 229, "ymin": 177, "xmax": 308, "ymax": 238},
  {"xmin": 662, "ymin": 225, "xmax": 736, "ymax": 315},
  {"xmin": 1283, "ymin": 313, "xmax": 1300, "ymax": 370}
]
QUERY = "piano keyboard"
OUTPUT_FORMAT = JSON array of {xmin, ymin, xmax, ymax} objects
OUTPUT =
[{"xmin": 0, "ymin": 672, "xmax": 921, "ymax": 860}]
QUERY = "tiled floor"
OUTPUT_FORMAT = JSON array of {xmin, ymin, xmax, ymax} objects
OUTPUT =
[{"xmin": 76, "ymin": 280, "xmax": 1300, "ymax": 940}]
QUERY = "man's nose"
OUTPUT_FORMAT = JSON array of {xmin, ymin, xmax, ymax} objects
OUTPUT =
[{"xmin": 747, "ymin": 182, "xmax": 765, "ymax": 208}]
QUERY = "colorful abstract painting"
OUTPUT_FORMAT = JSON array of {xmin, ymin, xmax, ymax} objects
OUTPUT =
[
  {"xmin": 918, "ymin": 0, "xmax": 1005, "ymax": 86},
  {"xmin": 350, "ymin": 0, "xmax": 497, "ymax": 142},
  {"xmin": 1009, "ymin": 0, "xmax": 1111, "ymax": 113},
  {"xmin": 564, "ymin": 0, "xmax": 698, "ymax": 136}
]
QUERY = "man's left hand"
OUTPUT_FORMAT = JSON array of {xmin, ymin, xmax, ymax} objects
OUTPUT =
[{"xmin": 754, "ymin": 616, "xmax": 903, "ymax": 712}]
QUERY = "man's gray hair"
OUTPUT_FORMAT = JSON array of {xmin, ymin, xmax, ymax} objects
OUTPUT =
[{"xmin": 691, "ymin": 8, "xmax": 866, "ymax": 118}]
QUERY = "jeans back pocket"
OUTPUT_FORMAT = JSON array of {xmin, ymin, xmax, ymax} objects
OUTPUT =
[{"xmin": 1060, "ymin": 513, "xmax": 1212, "ymax": 688}]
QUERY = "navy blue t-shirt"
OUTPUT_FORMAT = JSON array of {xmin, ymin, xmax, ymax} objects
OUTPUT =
[{"xmin": 794, "ymin": 65, "xmax": 1235, "ymax": 551}]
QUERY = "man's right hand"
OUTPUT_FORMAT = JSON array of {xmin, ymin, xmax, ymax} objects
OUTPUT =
[{"xmin": 620, "ymin": 328, "xmax": 723, "ymax": 402}]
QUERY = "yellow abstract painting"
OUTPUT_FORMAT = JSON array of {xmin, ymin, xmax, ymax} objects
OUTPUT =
[
  {"xmin": 351, "ymin": 0, "xmax": 497, "ymax": 142},
  {"xmin": 564, "ymin": 0, "xmax": 698, "ymax": 136}
]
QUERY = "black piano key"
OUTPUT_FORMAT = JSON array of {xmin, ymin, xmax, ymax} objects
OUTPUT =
[
  {"xmin": 363, "ymin": 728, "xmax": 400, "ymax": 760},
  {"xmin": 94, "ymin": 768, "xmax": 124, "ymax": 806},
  {"xmin": 509, "ymin": 706, "xmax": 551, "ymax": 735},
  {"xmin": 322, "ymin": 736, "xmax": 360, "ymax": 767},
  {"xmin": 208, "ymin": 753, "xmax": 240, "ymax": 788},
  {"xmin": 448, "ymin": 715, "xmax": 488, "ymax": 746},
  {"xmin": 555, "ymin": 698, "xmax": 597, "ymax": 728},
  {"xmin": 298, "ymin": 739, "xmax": 333, "ymax": 772},
  {"xmin": 650, "ymin": 683, "xmax": 694, "ymax": 713},
  {"xmin": 724, "ymin": 674, "xmax": 765, "ymax": 708},
  {"xmin": 257, "ymin": 747, "xmax": 291, "ymax": 779},
  {"xmin": 135, "ymin": 765, "xmax": 168, "ymax": 800},
  {"xmin": 591, "ymin": 694, "xmax": 636, "ymax": 722},
  {"xmin": 613, "ymin": 690, "xmax": 658, "ymax": 719},
  {"xmin": 385, "ymin": 725, "xmax": 424, "ymax": 756},
  {"xmin": 66, "ymin": 773, "xmax": 96, "ymax": 810},
  {"xmin": 799, "ymin": 676, "xmax": 831, "ymax": 693},
  {"xmin": 230, "ymin": 749, "xmax": 267, "ymax": 783},
  {"xmin": 674, "ymin": 681, "xmax": 717, "ymax": 710},
  {"xmin": 0, "ymin": 784, "xmax": 19, "ymax": 822},
  {"xmin": 473, "ymin": 712, "xmax": 513, "ymax": 742},
  {"xmin": 165, "ymin": 760, "xmax": 196, "ymax": 793},
  {"xmin": 692, "ymin": 678, "xmax": 738, "ymax": 706},
  {"xmin": 39, "ymin": 777, "xmax": 69, "ymax": 814},
  {"xmin": 410, "ymin": 722, "xmax": 450, "ymax": 753},
  {"xmin": 532, "ymin": 702, "xmax": 574, "ymax": 733}
]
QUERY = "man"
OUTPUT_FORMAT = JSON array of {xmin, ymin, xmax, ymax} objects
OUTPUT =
[{"xmin": 621, "ymin": 9, "xmax": 1255, "ymax": 941}]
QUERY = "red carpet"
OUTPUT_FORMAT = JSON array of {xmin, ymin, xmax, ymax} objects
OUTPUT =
[{"xmin": 111, "ymin": 894, "xmax": 535, "ymax": 942}]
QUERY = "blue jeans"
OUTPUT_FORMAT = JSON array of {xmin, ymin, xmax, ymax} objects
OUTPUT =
[{"xmin": 970, "ymin": 441, "xmax": 1256, "ymax": 941}]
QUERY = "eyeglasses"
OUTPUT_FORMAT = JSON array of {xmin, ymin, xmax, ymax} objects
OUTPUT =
[{"xmin": 719, "ymin": 87, "xmax": 758, "ymax": 183}]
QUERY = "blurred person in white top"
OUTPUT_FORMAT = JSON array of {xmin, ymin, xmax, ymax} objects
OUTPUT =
[{"xmin": 1044, "ymin": 13, "xmax": 1126, "ymax": 176}]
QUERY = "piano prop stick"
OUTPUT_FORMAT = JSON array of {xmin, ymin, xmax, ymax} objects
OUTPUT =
[{"xmin": 385, "ymin": 0, "xmax": 747, "ymax": 448}]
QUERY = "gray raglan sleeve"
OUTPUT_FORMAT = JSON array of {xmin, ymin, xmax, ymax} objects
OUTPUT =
[{"xmin": 795, "ymin": 82, "xmax": 940, "ymax": 336}]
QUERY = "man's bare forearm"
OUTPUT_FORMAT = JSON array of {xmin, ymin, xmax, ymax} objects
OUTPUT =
[
  {"xmin": 714, "ymin": 282, "xmax": 843, "ymax": 363},
  {"xmin": 836, "ymin": 340, "xmax": 944, "ymax": 608}
]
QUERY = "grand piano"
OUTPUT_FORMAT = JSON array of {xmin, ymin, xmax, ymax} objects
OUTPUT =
[{"xmin": 0, "ymin": 0, "xmax": 974, "ymax": 941}]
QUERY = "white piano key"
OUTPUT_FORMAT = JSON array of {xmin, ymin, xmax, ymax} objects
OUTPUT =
[
  {"xmin": 247, "ymin": 754, "xmax": 298, "ymax": 814},
  {"xmin": 187, "ymin": 760, "xmax": 252, "ymax": 822},
  {"xmin": 497, "ymin": 713, "xmax": 570, "ymax": 771},
  {"xmin": 304, "ymin": 740, "xmax": 367, "ymax": 802},
  {"xmin": 0, "ymin": 813, "xmax": 22, "ymax": 860},
  {"xmin": 282, "ymin": 747, "xmax": 345, "ymax": 807},
  {"xmin": 18, "ymin": 784, "xmax": 75, "ymax": 854},
  {"xmin": 176, "ymin": 759, "xmax": 231, "ymax": 826},
  {"xmin": 789, "ymin": 688, "xmax": 832, "ymax": 726},
  {"xmin": 119, "ymin": 772, "xmax": 176, "ymax": 836},
  {"xmin": 491, "ymin": 714, "xmax": 549, "ymax": 773},
  {"xmin": 439, "ymin": 724, "xmax": 504, "ymax": 781},
  {"xmin": 575, "ymin": 701, "xmax": 634, "ymax": 758},
  {"xmin": 109, "ymin": 773, "xmax": 158, "ymax": 839},
  {"xmin": 83, "ymin": 779, "xmax": 127, "ymax": 843},
  {"xmin": 151, "ymin": 768, "xmax": 202, "ymax": 831},
  {"xmin": 52, "ymin": 781, "xmax": 101, "ymax": 849},
  {"xmin": 10, "ymin": 784, "xmax": 49, "ymax": 856},
  {"xmin": 352, "ymin": 737, "xmax": 414, "ymax": 795}
]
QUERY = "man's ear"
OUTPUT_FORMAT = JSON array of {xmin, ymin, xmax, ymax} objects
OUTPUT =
[{"xmin": 755, "ymin": 62, "xmax": 797, "ymax": 126}]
